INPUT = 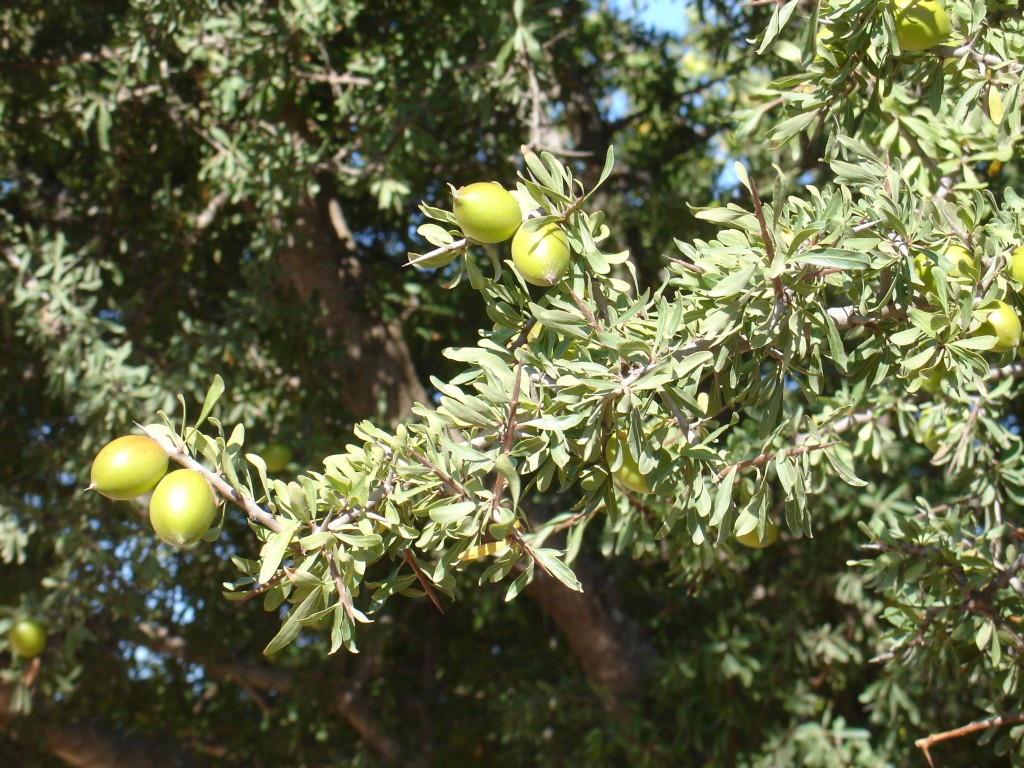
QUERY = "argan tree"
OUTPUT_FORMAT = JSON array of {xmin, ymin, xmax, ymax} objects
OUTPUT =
[{"xmin": 2, "ymin": 1, "xmax": 1023, "ymax": 766}]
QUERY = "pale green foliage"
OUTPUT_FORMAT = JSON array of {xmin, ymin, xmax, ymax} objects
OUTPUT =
[{"xmin": 3, "ymin": 0, "xmax": 1024, "ymax": 766}]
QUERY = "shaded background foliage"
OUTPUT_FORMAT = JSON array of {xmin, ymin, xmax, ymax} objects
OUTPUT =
[{"xmin": 2, "ymin": 0, "xmax": 1023, "ymax": 766}]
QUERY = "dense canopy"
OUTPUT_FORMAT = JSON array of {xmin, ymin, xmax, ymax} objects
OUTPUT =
[{"xmin": 2, "ymin": 1, "xmax": 1024, "ymax": 766}]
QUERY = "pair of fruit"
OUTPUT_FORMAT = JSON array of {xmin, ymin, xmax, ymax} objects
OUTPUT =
[
  {"xmin": 452, "ymin": 182, "xmax": 570, "ymax": 287},
  {"xmin": 912, "ymin": 242, "xmax": 1021, "ymax": 353},
  {"xmin": 90, "ymin": 435, "xmax": 216, "ymax": 548},
  {"xmin": 606, "ymin": 431, "xmax": 778, "ymax": 548},
  {"xmin": 894, "ymin": 0, "xmax": 952, "ymax": 52}
]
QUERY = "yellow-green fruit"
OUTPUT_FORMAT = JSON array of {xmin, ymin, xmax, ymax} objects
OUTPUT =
[
  {"xmin": 452, "ymin": 183, "xmax": 522, "ymax": 244},
  {"xmin": 149, "ymin": 469, "xmax": 217, "ymax": 548},
  {"xmin": 1009, "ymin": 246, "xmax": 1024, "ymax": 284},
  {"xmin": 90, "ymin": 435, "xmax": 169, "ymax": 501},
  {"xmin": 894, "ymin": 0, "xmax": 952, "ymax": 52},
  {"xmin": 511, "ymin": 220, "xmax": 570, "ymax": 287},
  {"xmin": 942, "ymin": 243, "xmax": 975, "ymax": 279},
  {"xmin": 605, "ymin": 431, "xmax": 651, "ymax": 494},
  {"xmin": 979, "ymin": 300, "xmax": 1022, "ymax": 353},
  {"xmin": 9, "ymin": 619, "xmax": 46, "ymax": 659},
  {"xmin": 262, "ymin": 443, "xmax": 293, "ymax": 474},
  {"xmin": 913, "ymin": 243, "xmax": 975, "ymax": 294},
  {"xmin": 734, "ymin": 517, "xmax": 779, "ymax": 549}
]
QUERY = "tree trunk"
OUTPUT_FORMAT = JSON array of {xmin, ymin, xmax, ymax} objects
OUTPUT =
[
  {"xmin": 524, "ymin": 560, "xmax": 651, "ymax": 701},
  {"xmin": 278, "ymin": 193, "xmax": 427, "ymax": 424}
]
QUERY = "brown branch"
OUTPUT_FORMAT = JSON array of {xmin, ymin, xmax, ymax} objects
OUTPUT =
[
  {"xmin": 401, "ymin": 549, "xmax": 444, "ymax": 614},
  {"xmin": 1, "ymin": 680, "xmax": 201, "ymax": 768},
  {"xmin": 989, "ymin": 361, "xmax": 1024, "ymax": 382},
  {"xmin": 916, "ymin": 712, "xmax": 1024, "ymax": 767},
  {"xmin": 714, "ymin": 441, "xmax": 840, "ymax": 484},
  {"xmin": 523, "ymin": 560, "xmax": 649, "ymax": 703},
  {"xmin": 567, "ymin": 287, "xmax": 602, "ymax": 334},
  {"xmin": 664, "ymin": 253, "xmax": 706, "ymax": 274},
  {"xmin": 234, "ymin": 570, "xmax": 286, "ymax": 605},
  {"xmin": 279, "ymin": 193, "xmax": 428, "ymax": 423},
  {"xmin": 407, "ymin": 448, "xmax": 469, "ymax": 499}
]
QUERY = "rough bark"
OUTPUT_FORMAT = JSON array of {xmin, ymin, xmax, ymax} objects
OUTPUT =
[
  {"xmin": 278, "ymin": 192, "xmax": 428, "ymax": 424},
  {"xmin": 524, "ymin": 560, "xmax": 651, "ymax": 701}
]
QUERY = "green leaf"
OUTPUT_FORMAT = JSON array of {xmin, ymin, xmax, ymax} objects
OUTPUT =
[
  {"xmin": 710, "ymin": 261, "xmax": 758, "ymax": 298},
  {"xmin": 711, "ymin": 469, "xmax": 736, "ymax": 528},
  {"xmin": 259, "ymin": 519, "xmax": 300, "ymax": 585},
  {"xmin": 428, "ymin": 500, "xmax": 477, "ymax": 525},
  {"xmin": 196, "ymin": 374, "xmax": 225, "ymax": 430},
  {"xmin": 505, "ymin": 559, "xmax": 534, "ymax": 601},
  {"xmin": 821, "ymin": 309, "xmax": 848, "ymax": 372},
  {"xmin": 694, "ymin": 206, "xmax": 761, "ymax": 236},
  {"xmin": 417, "ymin": 223, "xmax": 454, "ymax": 247},
  {"xmin": 494, "ymin": 454, "xmax": 521, "ymax": 512},
  {"xmin": 532, "ymin": 547, "xmax": 582, "ymax": 591},
  {"xmin": 794, "ymin": 249, "xmax": 870, "ymax": 270},
  {"xmin": 263, "ymin": 587, "xmax": 322, "ymax": 656}
]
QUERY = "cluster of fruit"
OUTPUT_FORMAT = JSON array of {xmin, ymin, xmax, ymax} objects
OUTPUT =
[
  {"xmin": 452, "ymin": 182, "xmax": 570, "ymax": 287},
  {"xmin": 915, "ymin": 242, "xmax": 1024, "ymax": 353},
  {"xmin": 89, "ymin": 435, "xmax": 216, "ymax": 548}
]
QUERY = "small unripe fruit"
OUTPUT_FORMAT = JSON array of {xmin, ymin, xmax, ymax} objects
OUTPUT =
[
  {"xmin": 734, "ymin": 515, "xmax": 779, "ymax": 549},
  {"xmin": 978, "ymin": 300, "xmax": 1022, "ymax": 353},
  {"xmin": 605, "ymin": 431, "xmax": 650, "ymax": 494},
  {"xmin": 913, "ymin": 242, "xmax": 975, "ymax": 295},
  {"xmin": 90, "ymin": 435, "xmax": 169, "ymax": 500},
  {"xmin": 511, "ymin": 220, "xmax": 570, "ymax": 287},
  {"xmin": 1009, "ymin": 246, "xmax": 1024, "ymax": 285},
  {"xmin": 149, "ymin": 470, "xmax": 217, "ymax": 548},
  {"xmin": 894, "ymin": 0, "xmax": 952, "ymax": 52},
  {"xmin": 262, "ymin": 443, "xmax": 293, "ymax": 474},
  {"xmin": 452, "ymin": 183, "xmax": 522, "ymax": 244},
  {"xmin": 9, "ymin": 619, "xmax": 46, "ymax": 659},
  {"xmin": 942, "ymin": 243, "xmax": 975, "ymax": 280}
]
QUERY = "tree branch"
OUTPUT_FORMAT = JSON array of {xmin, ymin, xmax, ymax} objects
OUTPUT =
[
  {"xmin": 916, "ymin": 712, "xmax": 1024, "ymax": 767},
  {"xmin": 1, "ymin": 683, "xmax": 200, "ymax": 768},
  {"xmin": 137, "ymin": 622, "xmax": 410, "ymax": 764}
]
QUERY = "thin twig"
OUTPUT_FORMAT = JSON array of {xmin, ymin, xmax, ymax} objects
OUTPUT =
[
  {"xmin": 402, "ymin": 549, "xmax": 444, "ymax": 614},
  {"xmin": 567, "ymin": 287, "xmax": 601, "ymax": 334},
  {"xmin": 916, "ymin": 712, "xmax": 1024, "ymax": 767},
  {"xmin": 714, "ymin": 441, "xmax": 840, "ymax": 485}
]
